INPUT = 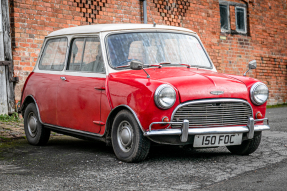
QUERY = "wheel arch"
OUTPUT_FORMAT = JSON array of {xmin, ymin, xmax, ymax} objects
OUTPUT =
[
  {"xmin": 20, "ymin": 95, "xmax": 42, "ymax": 123},
  {"xmin": 105, "ymin": 105, "xmax": 144, "ymax": 140}
]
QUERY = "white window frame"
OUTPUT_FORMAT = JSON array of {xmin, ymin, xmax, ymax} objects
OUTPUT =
[
  {"xmin": 235, "ymin": 6, "xmax": 247, "ymax": 34},
  {"xmin": 219, "ymin": 3, "xmax": 230, "ymax": 33}
]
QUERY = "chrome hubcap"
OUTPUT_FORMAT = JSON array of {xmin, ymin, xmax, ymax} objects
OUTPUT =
[
  {"xmin": 117, "ymin": 121, "xmax": 133, "ymax": 152},
  {"xmin": 27, "ymin": 112, "xmax": 37, "ymax": 137}
]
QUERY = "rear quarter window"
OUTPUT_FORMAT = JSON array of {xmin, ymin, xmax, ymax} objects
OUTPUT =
[{"xmin": 38, "ymin": 38, "xmax": 67, "ymax": 71}]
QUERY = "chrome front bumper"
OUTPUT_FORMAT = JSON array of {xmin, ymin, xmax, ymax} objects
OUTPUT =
[{"xmin": 144, "ymin": 117, "xmax": 270, "ymax": 143}]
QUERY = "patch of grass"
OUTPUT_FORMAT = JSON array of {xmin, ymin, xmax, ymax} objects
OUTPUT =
[
  {"xmin": 267, "ymin": 103, "xmax": 287, "ymax": 108},
  {"xmin": 0, "ymin": 112, "xmax": 21, "ymax": 123},
  {"xmin": 0, "ymin": 139, "xmax": 26, "ymax": 157},
  {"xmin": 0, "ymin": 136, "xmax": 11, "ymax": 142},
  {"xmin": 0, "ymin": 136, "xmax": 25, "ymax": 143}
]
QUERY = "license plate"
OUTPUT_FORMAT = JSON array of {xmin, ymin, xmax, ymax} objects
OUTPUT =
[{"xmin": 193, "ymin": 134, "xmax": 242, "ymax": 148}]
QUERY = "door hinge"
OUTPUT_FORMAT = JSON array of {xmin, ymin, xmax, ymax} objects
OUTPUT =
[{"xmin": 0, "ymin": 61, "xmax": 19, "ymax": 83}]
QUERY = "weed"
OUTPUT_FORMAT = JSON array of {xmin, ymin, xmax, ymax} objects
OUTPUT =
[
  {"xmin": 0, "ymin": 136, "xmax": 11, "ymax": 141},
  {"xmin": 267, "ymin": 103, "xmax": 287, "ymax": 108},
  {"xmin": 0, "ymin": 112, "xmax": 21, "ymax": 123}
]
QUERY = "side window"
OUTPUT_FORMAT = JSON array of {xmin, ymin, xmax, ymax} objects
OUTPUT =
[
  {"xmin": 38, "ymin": 38, "xmax": 67, "ymax": 71},
  {"xmin": 235, "ymin": 7, "xmax": 246, "ymax": 33},
  {"xmin": 67, "ymin": 37, "xmax": 105, "ymax": 73},
  {"xmin": 220, "ymin": 4, "xmax": 229, "ymax": 32},
  {"xmin": 67, "ymin": 38, "xmax": 85, "ymax": 71}
]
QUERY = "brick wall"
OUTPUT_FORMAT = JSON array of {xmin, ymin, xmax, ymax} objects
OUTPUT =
[{"xmin": 10, "ymin": 0, "xmax": 287, "ymax": 105}]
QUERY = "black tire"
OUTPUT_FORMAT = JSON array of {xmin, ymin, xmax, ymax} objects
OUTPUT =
[
  {"xmin": 227, "ymin": 132, "xmax": 261, "ymax": 155},
  {"xmin": 24, "ymin": 103, "xmax": 50, "ymax": 146},
  {"xmin": 111, "ymin": 110, "xmax": 150, "ymax": 162}
]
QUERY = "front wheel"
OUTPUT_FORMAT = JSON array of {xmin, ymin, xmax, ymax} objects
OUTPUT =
[
  {"xmin": 111, "ymin": 110, "xmax": 150, "ymax": 162},
  {"xmin": 227, "ymin": 132, "xmax": 261, "ymax": 155},
  {"xmin": 24, "ymin": 103, "xmax": 50, "ymax": 146}
]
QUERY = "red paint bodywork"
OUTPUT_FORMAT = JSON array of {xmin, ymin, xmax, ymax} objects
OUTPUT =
[
  {"xmin": 57, "ymin": 75, "xmax": 105, "ymax": 133},
  {"xmin": 22, "ymin": 72, "xmax": 58, "ymax": 125},
  {"xmin": 21, "ymin": 72, "xmax": 107, "ymax": 134},
  {"xmin": 106, "ymin": 67, "xmax": 266, "ymax": 130},
  {"xmin": 21, "ymin": 67, "xmax": 267, "ymax": 134}
]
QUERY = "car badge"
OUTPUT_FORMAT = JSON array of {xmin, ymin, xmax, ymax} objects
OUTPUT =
[{"xmin": 210, "ymin": 91, "xmax": 224, "ymax": 95}]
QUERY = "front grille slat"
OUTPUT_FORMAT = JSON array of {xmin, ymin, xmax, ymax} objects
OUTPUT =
[
  {"xmin": 174, "ymin": 114, "xmax": 250, "ymax": 117},
  {"xmin": 172, "ymin": 122, "xmax": 248, "ymax": 127},
  {"xmin": 171, "ymin": 101, "xmax": 252, "ymax": 128},
  {"xmin": 176, "ymin": 109, "xmax": 251, "ymax": 112}
]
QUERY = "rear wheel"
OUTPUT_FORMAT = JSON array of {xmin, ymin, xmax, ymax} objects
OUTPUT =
[
  {"xmin": 24, "ymin": 103, "xmax": 50, "ymax": 146},
  {"xmin": 227, "ymin": 132, "xmax": 261, "ymax": 155},
  {"xmin": 111, "ymin": 110, "xmax": 150, "ymax": 162}
]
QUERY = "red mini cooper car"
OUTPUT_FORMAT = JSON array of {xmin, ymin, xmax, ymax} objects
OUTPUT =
[{"xmin": 19, "ymin": 24, "xmax": 270, "ymax": 162}]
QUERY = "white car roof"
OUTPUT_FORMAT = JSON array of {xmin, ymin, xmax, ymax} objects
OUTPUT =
[{"xmin": 47, "ymin": 24, "xmax": 196, "ymax": 37}]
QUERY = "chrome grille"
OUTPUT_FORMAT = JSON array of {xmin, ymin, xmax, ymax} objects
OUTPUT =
[{"xmin": 171, "ymin": 101, "xmax": 252, "ymax": 128}]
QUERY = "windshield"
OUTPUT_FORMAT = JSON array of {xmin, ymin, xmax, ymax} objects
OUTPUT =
[{"xmin": 107, "ymin": 32, "xmax": 212, "ymax": 69}]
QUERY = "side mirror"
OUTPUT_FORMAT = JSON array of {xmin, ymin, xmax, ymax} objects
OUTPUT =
[
  {"xmin": 130, "ymin": 60, "xmax": 143, "ymax": 70},
  {"xmin": 130, "ymin": 60, "xmax": 150, "ymax": 78},
  {"xmin": 248, "ymin": 60, "xmax": 257, "ymax": 69},
  {"xmin": 244, "ymin": 60, "xmax": 257, "ymax": 76}
]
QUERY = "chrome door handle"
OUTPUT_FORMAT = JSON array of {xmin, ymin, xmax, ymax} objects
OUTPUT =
[{"xmin": 60, "ymin": 77, "xmax": 66, "ymax": 81}]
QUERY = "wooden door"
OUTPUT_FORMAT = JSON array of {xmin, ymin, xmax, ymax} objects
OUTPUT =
[
  {"xmin": 0, "ymin": 0, "xmax": 16, "ymax": 115},
  {"xmin": 0, "ymin": 0, "xmax": 8, "ymax": 115}
]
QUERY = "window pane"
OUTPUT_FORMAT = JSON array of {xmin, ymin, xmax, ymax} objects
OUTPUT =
[
  {"xmin": 236, "ymin": 7, "xmax": 246, "ymax": 32},
  {"xmin": 53, "ymin": 38, "xmax": 67, "ymax": 70},
  {"xmin": 67, "ymin": 38, "xmax": 105, "ymax": 73},
  {"xmin": 67, "ymin": 39, "xmax": 85, "ymax": 71},
  {"xmin": 220, "ymin": 5, "xmax": 228, "ymax": 30},
  {"xmin": 82, "ymin": 38, "xmax": 105, "ymax": 73},
  {"xmin": 39, "ymin": 38, "xmax": 67, "ymax": 71}
]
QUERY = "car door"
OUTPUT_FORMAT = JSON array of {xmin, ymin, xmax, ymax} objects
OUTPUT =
[
  {"xmin": 35, "ymin": 37, "xmax": 68, "ymax": 125},
  {"xmin": 57, "ymin": 37, "xmax": 106, "ymax": 134}
]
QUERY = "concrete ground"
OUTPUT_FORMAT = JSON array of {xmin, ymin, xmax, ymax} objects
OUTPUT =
[{"xmin": 0, "ymin": 106, "xmax": 286, "ymax": 190}]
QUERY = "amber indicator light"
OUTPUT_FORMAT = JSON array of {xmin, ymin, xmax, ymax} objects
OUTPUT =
[
  {"xmin": 162, "ymin": 117, "xmax": 169, "ymax": 122},
  {"xmin": 256, "ymin": 112, "xmax": 263, "ymax": 119}
]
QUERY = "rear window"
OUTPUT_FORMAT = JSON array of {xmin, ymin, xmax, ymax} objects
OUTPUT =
[{"xmin": 38, "ymin": 38, "xmax": 67, "ymax": 71}]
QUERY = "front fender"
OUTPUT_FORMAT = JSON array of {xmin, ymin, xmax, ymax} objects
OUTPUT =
[
  {"xmin": 107, "ymin": 74, "xmax": 180, "ymax": 131},
  {"xmin": 225, "ymin": 74, "xmax": 267, "ymax": 119}
]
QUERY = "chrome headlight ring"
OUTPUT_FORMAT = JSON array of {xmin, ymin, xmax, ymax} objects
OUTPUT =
[
  {"xmin": 250, "ymin": 82, "xmax": 269, "ymax": 105},
  {"xmin": 154, "ymin": 84, "xmax": 176, "ymax": 109}
]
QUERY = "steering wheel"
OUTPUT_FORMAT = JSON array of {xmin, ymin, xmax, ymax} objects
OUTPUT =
[{"xmin": 118, "ymin": 59, "xmax": 142, "ymax": 67}]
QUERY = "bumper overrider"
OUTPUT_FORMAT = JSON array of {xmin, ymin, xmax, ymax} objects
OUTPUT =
[{"xmin": 144, "ymin": 117, "xmax": 270, "ymax": 143}]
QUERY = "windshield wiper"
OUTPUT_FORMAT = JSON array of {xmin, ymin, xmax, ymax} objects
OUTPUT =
[
  {"xmin": 146, "ymin": 64, "xmax": 162, "ymax": 68},
  {"xmin": 116, "ymin": 65, "xmax": 130, "ymax": 69},
  {"xmin": 178, "ymin": 63, "xmax": 191, "ymax": 68},
  {"xmin": 145, "ymin": 62, "xmax": 171, "ymax": 68},
  {"xmin": 117, "ymin": 64, "xmax": 160, "ymax": 69},
  {"xmin": 116, "ymin": 62, "xmax": 190, "ymax": 69},
  {"xmin": 157, "ymin": 62, "xmax": 191, "ymax": 68}
]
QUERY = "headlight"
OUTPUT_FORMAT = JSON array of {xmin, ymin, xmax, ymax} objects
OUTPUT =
[
  {"xmin": 250, "ymin": 82, "xmax": 269, "ymax": 105},
  {"xmin": 154, "ymin": 84, "xmax": 176, "ymax": 109}
]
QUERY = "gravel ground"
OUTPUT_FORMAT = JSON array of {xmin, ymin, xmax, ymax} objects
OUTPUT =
[
  {"xmin": 265, "ymin": 106, "xmax": 287, "ymax": 132},
  {"xmin": 0, "ymin": 106, "xmax": 286, "ymax": 190},
  {"xmin": 0, "ymin": 121, "xmax": 25, "ymax": 141}
]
